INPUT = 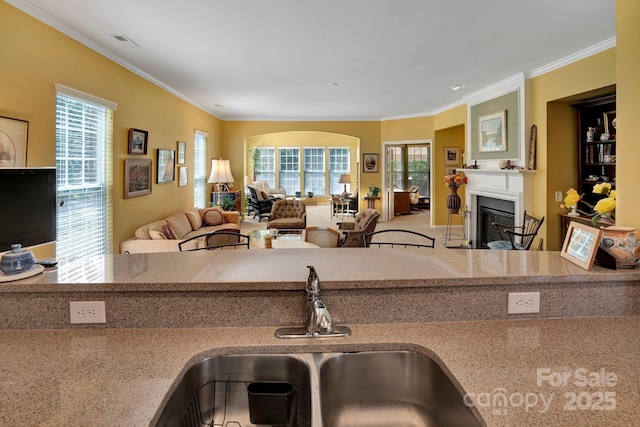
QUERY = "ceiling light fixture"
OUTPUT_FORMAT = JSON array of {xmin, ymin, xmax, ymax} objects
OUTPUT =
[
  {"xmin": 110, "ymin": 34, "xmax": 139, "ymax": 48},
  {"xmin": 450, "ymin": 84, "xmax": 462, "ymax": 91},
  {"xmin": 213, "ymin": 104, "xmax": 225, "ymax": 108},
  {"xmin": 328, "ymin": 83, "xmax": 339, "ymax": 87}
]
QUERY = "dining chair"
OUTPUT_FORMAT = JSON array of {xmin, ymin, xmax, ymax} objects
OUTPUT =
[
  {"xmin": 305, "ymin": 226, "xmax": 341, "ymax": 248},
  {"xmin": 487, "ymin": 211, "xmax": 545, "ymax": 250},
  {"xmin": 365, "ymin": 229, "xmax": 436, "ymax": 248},
  {"xmin": 179, "ymin": 230, "xmax": 250, "ymax": 251}
]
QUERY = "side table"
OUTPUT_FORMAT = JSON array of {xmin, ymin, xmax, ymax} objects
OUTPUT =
[{"xmin": 363, "ymin": 196, "xmax": 380, "ymax": 209}]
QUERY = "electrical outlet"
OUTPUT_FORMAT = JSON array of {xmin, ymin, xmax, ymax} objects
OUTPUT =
[
  {"xmin": 70, "ymin": 301, "xmax": 106, "ymax": 324},
  {"xmin": 555, "ymin": 191, "xmax": 563, "ymax": 202},
  {"xmin": 507, "ymin": 292, "xmax": 540, "ymax": 314}
]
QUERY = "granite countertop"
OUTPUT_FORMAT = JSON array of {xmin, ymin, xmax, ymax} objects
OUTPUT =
[
  {"xmin": 1, "ymin": 317, "xmax": 639, "ymax": 426},
  {"xmin": 1, "ymin": 248, "xmax": 638, "ymax": 293}
]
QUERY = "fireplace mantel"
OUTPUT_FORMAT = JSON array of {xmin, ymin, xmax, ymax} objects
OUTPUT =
[{"xmin": 461, "ymin": 168, "xmax": 536, "ymax": 248}]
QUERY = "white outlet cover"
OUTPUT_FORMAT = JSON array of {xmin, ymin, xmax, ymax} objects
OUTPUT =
[
  {"xmin": 507, "ymin": 292, "xmax": 540, "ymax": 314},
  {"xmin": 70, "ymin": 301, "xmax": 106, "ymax": 324}
]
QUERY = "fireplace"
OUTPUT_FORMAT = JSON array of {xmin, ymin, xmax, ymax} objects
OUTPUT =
[
  {"xmin": 477, "ymin": 196, "xmax": 515, "ymax": 249},
  {"xmin": 462, "ymin": 169, "xmax": 535, "ymax": 249}
]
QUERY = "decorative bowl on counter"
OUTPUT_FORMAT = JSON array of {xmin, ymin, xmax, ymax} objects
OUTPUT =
[{"xmin": 0, "ymin": 244, "xmax": 35, "ymax": 275}]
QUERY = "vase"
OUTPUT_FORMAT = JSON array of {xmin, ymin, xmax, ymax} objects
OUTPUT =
[
  {"xmin": 446, "ymin": 186, "xmax": 461, "ymax": 214},
  {"xmin": 599, "ymin": 226, "xmax": 640, "ymax": 268},
  {"xmin": 567, "ymin": 204, "xmax": 580, "ymax": 217}
]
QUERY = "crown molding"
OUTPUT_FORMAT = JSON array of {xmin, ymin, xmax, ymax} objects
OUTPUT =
[{"xmin": 529, "ymin": 37, "xmax": 617, "ymax": 78}]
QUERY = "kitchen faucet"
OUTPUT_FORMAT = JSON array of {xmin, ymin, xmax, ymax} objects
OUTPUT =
[
  {"xmin": 274, "ymin": 265, "xmax": 351, "ymax": 339},
  {"xmin": 305, "ymin": 265, "xmax": 335, "ymax": 335}
]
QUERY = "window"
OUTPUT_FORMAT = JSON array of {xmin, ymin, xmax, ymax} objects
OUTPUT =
[
  {"xmin": 55, "ymin": 85, "xmax": 116, "ymax": 260},
  {"xmin": 279, "ymin": 148, "xmax": 300, "ymax": 195},
  {"xmin": 407, "ymin": 145, "xmax": 430, "ymax": 196},
  {"xmin": 193, "ymin": 131, "xmax": 207, "ymax": 208},
  {"xmin": 328, "ymin": 148, "xmax": 350, "ymax": 194},
  {"xmin": 304, "ymin": 148, "xmax": 325, "ymax": 195},
  {"xmin": 255, "ymin": 147, "xmax": 276, "ymax": 188}
]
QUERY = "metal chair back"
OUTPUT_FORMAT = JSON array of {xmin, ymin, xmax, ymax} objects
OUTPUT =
[{"xmin": 364, "ymin": 229, "xmax": 436, "ymax": 248}]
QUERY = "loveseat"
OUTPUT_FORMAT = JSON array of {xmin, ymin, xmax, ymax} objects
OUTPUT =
[{"xmin": 120, "ymin": 207, "xmax": 240, "ymax": 253}]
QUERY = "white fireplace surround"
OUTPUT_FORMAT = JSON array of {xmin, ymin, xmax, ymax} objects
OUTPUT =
[{"xmin": 461, "ymin": 168, "xmax": 536, "ymax": 249}]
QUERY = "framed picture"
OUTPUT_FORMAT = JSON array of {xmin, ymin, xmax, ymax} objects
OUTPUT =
[
  {"xmin": 124, "ymin": 158, "xmax": 152, "ymax": 198},
  {"xmin": 177, "ymin": 140, "xmax": 186, "ymax": 164},
  {"xmin": 479, "ymin": 110, "xmax": 507, "ymax": 152},
  {"xmin": 560, "ymin": 221, "xmax": 602, "ymax": 270},
  {"xmin": 128, "ymin": 128, "xmax": 148, "ymax": 155},
  {"xmin": 178, "ymin": 166, "xmax": 188, "ymax": 187},
  {"xmin": 0, "ymin": 116, "xmax": 29, "ymax": 167},
  {"xmin": 157, "ymin": 149, "xmax": 175, "ymax": 184},
  {"xmin": 444, "ymin": 147, "xmax": 459, "ymax": 165},
  {"xmin": 362, "ymin": 153, "xmax": 378, "ymax": 173}
]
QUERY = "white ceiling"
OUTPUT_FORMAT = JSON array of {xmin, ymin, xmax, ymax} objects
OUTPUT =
[{"xmin": 9, "ymin": 0, "xmax": 616, "ymax": 121}]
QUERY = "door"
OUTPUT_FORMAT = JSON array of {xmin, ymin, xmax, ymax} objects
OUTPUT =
[{"xmin": 384, "ymin": 144, "xmax": 396, "ymax": 220}]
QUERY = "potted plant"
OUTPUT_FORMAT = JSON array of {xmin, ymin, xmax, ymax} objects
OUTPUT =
[{"xmin": 367, "ymin": 185, "xmax": 381, "ymax": 197}]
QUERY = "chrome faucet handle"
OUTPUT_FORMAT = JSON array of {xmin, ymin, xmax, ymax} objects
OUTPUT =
[
  {"xmin": 306, "ymin": 299, "xmax": 335, "ymax": 335},
  {"xmin": 306, "ymin": 265, "xmax": 320, "ymax": 295}
]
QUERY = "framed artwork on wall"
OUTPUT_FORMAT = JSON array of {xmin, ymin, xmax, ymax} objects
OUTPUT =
[
  {"xmin": 560, "ymin": 221, "xmax": 602, "ymax": 270},
  {"xmin": 177, "ymin": 140, "xmax": 186, "ymax": 164},
  {"xmin": 0, "ymin": 116, "xmax": 29, "ymax": 167},
  {"xmin": 157, "ymin": 149, "xmax": 175, "ymax": 184},
  {"xmin": 362, "ymin": 153, "xmax": 378, "ymax": 173},
  {"xmin": 478, "ymin": 110, "xmax": 507, "ymax": 152},
  {"xmin": 444, "ymin": 147, "xmax": 459, "ymax": 165},
  {"xmin": 128, "ymin": 128, "xmax": 148, "ymax": 155},
  {"xmin": 124, "ymin": 158, "xmax": 152, "ymax": 198},
  {"xmin": 178, "ymin": 166, "xmax": 188, "ymax": 187}
]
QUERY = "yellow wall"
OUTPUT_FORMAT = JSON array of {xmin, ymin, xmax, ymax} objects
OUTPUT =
[
  {"xmin": 0, "ymin": 2, "xmax": 221, "ymax": 255},
  {"xmin": 222, "ymin": 121, "xmax": 381, "ymax": 201},
  {"xmin": 434, "ymin": 104, "xmax": 467, "ymax": 131},
  {"xmin": 380, "ymin": 116, "xmax": 434, "ymax": 142},
  {"xmin": 616, "ymin": 0, "xmax": 640, "ymax": 229},
  {"xmin": 433, "ymin": 125, "xmax": 466, "ymax": 226},
  {"xmin": 530, "ymin": 48, "xmax": 616, "ymax": 249},
  {"xmin": 245, "ymin": 131, "xmax": 359, "ymax": 203}
]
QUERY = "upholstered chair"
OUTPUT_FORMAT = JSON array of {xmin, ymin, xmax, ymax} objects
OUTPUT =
[
  {"xmin": 247, "ymin": 185, "xmax": 274, "ymax": 222},
  {"xmin": 267, "ymin": 200, "xmax": 307, "ymax": 230},
  {"xmin": 337, "ymin": 208, "xmax": 380, "ymax": 247},
  {"xmin": 305, "ymin": 226, "xmax": 341, "ymax": 248}
]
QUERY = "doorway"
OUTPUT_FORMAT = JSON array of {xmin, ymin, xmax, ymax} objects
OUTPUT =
[{"xmin": 382, "ymin": 140, "xmax": 432, "ymax": 225}]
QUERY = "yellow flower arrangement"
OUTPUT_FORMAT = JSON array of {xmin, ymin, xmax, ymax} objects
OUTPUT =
[
  {"xmin": 560, "ymin": 188, "xmax": 581, "ymax": 209},
  {"xmin": 592, "ymin": 183, "xmax": 616, "ymax": 226}
]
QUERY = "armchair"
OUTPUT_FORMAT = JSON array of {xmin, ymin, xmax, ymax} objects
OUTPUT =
[
  {"xmin": 487, "ymin": 211, "xmax": 545, "ymax": 250},
  {"xmin": 337, "ymin": 208, "xmax": 380, "ymax": 247},
  {"xmin": 247, "ymin": 185, "xmax": 274, "ymax": 222},
  {"xmin": 267, "ymin": 199, "xmax": 307, "ymax": 230},
  {"xmin": 252, "ymin": 180, "xmax": 286, "ymax": 199}
]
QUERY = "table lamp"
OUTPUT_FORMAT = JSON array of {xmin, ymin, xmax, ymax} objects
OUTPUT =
[
  {"xmin": 208, "ymin": 159, "xmax": 234, "ymax": 208},
  {"xmin": 339, "ymin": 173, "xmax": 351, "ymax": 198}
]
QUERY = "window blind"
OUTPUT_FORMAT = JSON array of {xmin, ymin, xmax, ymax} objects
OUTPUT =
[
  {"xmin": 193, "ymin": 131, "xmax": 207, "ymax": 208},
  {"xmin": 55, "ymin": 91, "xmax": 113, "ymax": 260}
]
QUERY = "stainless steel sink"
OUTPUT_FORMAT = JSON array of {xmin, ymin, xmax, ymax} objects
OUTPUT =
[
  {"xmin": 318, "ymin": 351, "xmax": 483, "ymax": 427},
  {"xmin": 154, "ymin": 354, "xmax": 312, "ymax": 427},
  {"xmin": 153, "ymin": 351, "xmax": 483, "ymax": 427}
]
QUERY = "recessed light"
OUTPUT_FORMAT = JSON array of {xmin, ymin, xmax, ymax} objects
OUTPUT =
[
  {"xmin": 450, "ymin": 84, "xmax": 462, "ymax": 91},
  {"xmin": 328, "ymin": 83, "xmax": 339, "ymax": 87},
  {"xmin": 213, "ymin": 104, "xmax": 224, "ymax": 108}
]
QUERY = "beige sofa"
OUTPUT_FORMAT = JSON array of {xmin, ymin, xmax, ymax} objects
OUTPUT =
[{"xmin": 120, "ymin": 207, "xmax": 240, "ymax": 253}]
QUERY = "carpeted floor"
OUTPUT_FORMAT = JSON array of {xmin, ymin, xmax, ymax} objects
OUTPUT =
[{"xmin": 240, "ymin": 204, "xmax": 466, "ymax": 249}]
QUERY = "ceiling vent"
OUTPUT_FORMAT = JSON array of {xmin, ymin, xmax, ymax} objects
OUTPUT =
[{"xmin": 111, "ymin": 34, "xmax": 139, "ymax": 48}]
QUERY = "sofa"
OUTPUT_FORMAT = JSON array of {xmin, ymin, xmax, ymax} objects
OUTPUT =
[{"xmin": 120, "ymin": 207, "xmax": 240, "ymax": 253}]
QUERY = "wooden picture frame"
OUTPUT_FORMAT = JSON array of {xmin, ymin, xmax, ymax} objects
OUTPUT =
[
  {"xmin": 362, "ymin": 153, "xmax": 378, "ymax": 173},
  {"xmin": 177, "ymin": 140, "xmax": 186, "ymax": 165},
  {"xmin": 178, "ymin": 166, "xmax": 188, "ymax": 187},
  {"xmin": 124, "ymin": 158, "xmax": 152, "ymax": 198},
  {"xmin": 444, "ymin": 147, "xmax": 459, "ymax": 165},
  {"xmin": 560, "ymin": 221, "xmax": 602, "ymax": 270},
  {"xmin": 479, "ymin": 110, "xmax": 507, "ymax": 152},
  {"xmin": 128, "ymin": 128, "xmax": 148, "ymax": 155},
  {"xmin": 157, "ymin": 149, "xmax": 175, "ymax": 184},
  {"xmin": 0, "ymin": 116, "xmax": 29, "ymax": 167}
]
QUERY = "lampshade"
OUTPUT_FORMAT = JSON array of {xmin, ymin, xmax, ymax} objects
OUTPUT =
[
  {"xmin": 208, "ymin": 159, "xmax": 234, "ymax": 183},
  {"xmin": 339, "ymin": 174, "xmax": 351, "ymax": 184},
  {"xmin": 245, "ymin": 175, "xmax": 253, "ymax": 185}
]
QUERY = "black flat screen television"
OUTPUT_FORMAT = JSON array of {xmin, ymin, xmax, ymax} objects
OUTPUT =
[{"xmin": 0, "ymin": 167, "xmax": 57, "ymax": 253}]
